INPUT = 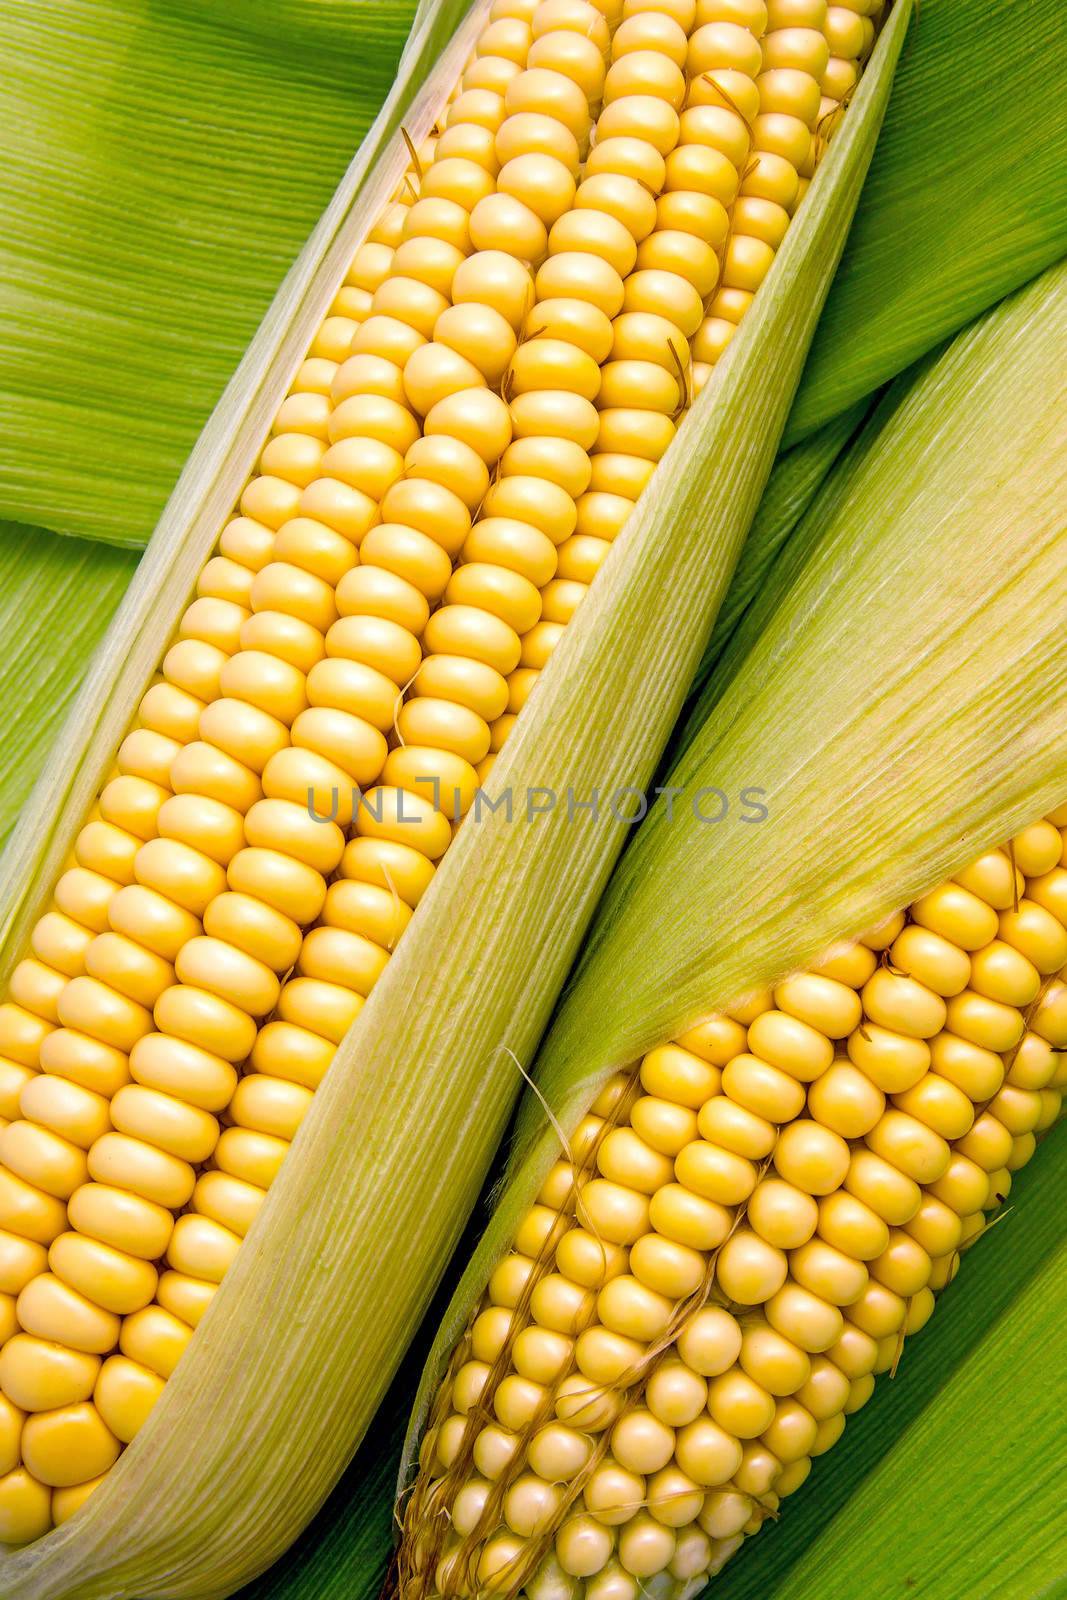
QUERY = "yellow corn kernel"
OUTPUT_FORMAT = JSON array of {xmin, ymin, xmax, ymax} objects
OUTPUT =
[{"xmin": 22, "ymin": 1404, "xmax": 120, "ymax": 1490}]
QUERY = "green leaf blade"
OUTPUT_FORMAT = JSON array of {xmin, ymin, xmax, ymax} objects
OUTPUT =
[{"xmin": 787, "ymin": 0, "xmax": 1067, "ymax": 443}]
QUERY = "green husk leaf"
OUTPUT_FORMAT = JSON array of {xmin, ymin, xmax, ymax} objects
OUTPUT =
[
  {"xmin": 0, "ymin": 4, "xmax": 910, "ymax": 1592},
  {"xmin": 675, "ymin": 395, "xmax": 876, "ymax": 748},
  {"xmin": 406, "ymin": 256, "xmax": 1067, "ymax": 1472},
  {"xmin": 786, "ymin": 0, "xmax": 1067, "ymax": 443},
  {"xmin": 0, "ymin": 524, "xmax": 138, "ymax": 845},
  {"xmin": 0, "ymin": 0, "xmax": 427, "ymax": 547}
]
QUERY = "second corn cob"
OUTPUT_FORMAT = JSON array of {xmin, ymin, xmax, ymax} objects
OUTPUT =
[{"xmin": 400, "ymin": 808, "xmax": 1067, "ymax": 1597}]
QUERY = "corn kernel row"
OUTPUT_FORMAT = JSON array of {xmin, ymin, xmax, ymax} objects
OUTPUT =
[
  {"xmin": 821, "ymin": 0, "xmax": 879, "ymax": 112},
  {"xmin": 691, "ymin": 0, "xmax": 883, "ymax": 388},
  {"xmin": 691, "ymin": 0, "xmax": 812, "ymax": 385},
  {"xmin": 166, "ymin": 0, "xmax": 620, "ymax": 1355},
  {"xmin": 400, "ymin": 808, "xmax": 1067, "ymax": 1599},
  {"xmin": 501, "ymin": 0, "xmax": 765, "ymax": 701}
]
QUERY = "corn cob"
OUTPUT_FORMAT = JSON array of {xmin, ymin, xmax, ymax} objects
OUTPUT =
[
  {"xmin": 399, "ymin": 807, "xmax": 1067, "ymax": 1598},
  {"xmin": 0, "ymin": 0, "xmax": 875, "ymax": 1548}
]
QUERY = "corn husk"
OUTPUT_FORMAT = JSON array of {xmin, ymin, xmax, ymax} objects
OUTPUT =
[
  {"xmin": 0, "ymin": 0, "xmax": 911, "ymax": 1591},
  {"xmin": 674, "ymin": 395, "xmax": 875, "ymax": 751},
  {"xmin": 404, "ymin": 257, "xmax": 1067, "ymax": 1481}
]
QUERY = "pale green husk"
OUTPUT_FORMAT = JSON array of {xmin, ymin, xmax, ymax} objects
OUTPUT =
[
  {"xmin": 676, "ymin": 368, "xmax": 910, "ymax": 747},
  {"xmin": 675, "ymin": 396, "xmax": 875, "ymax": 749},
  {"xmin": 0, "ymin": 1, "xmax": 910, "ymax": 1591},
  {"xmin": 405, "ymin": 257, "xmax": 1067, "ymax": 1480}
]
